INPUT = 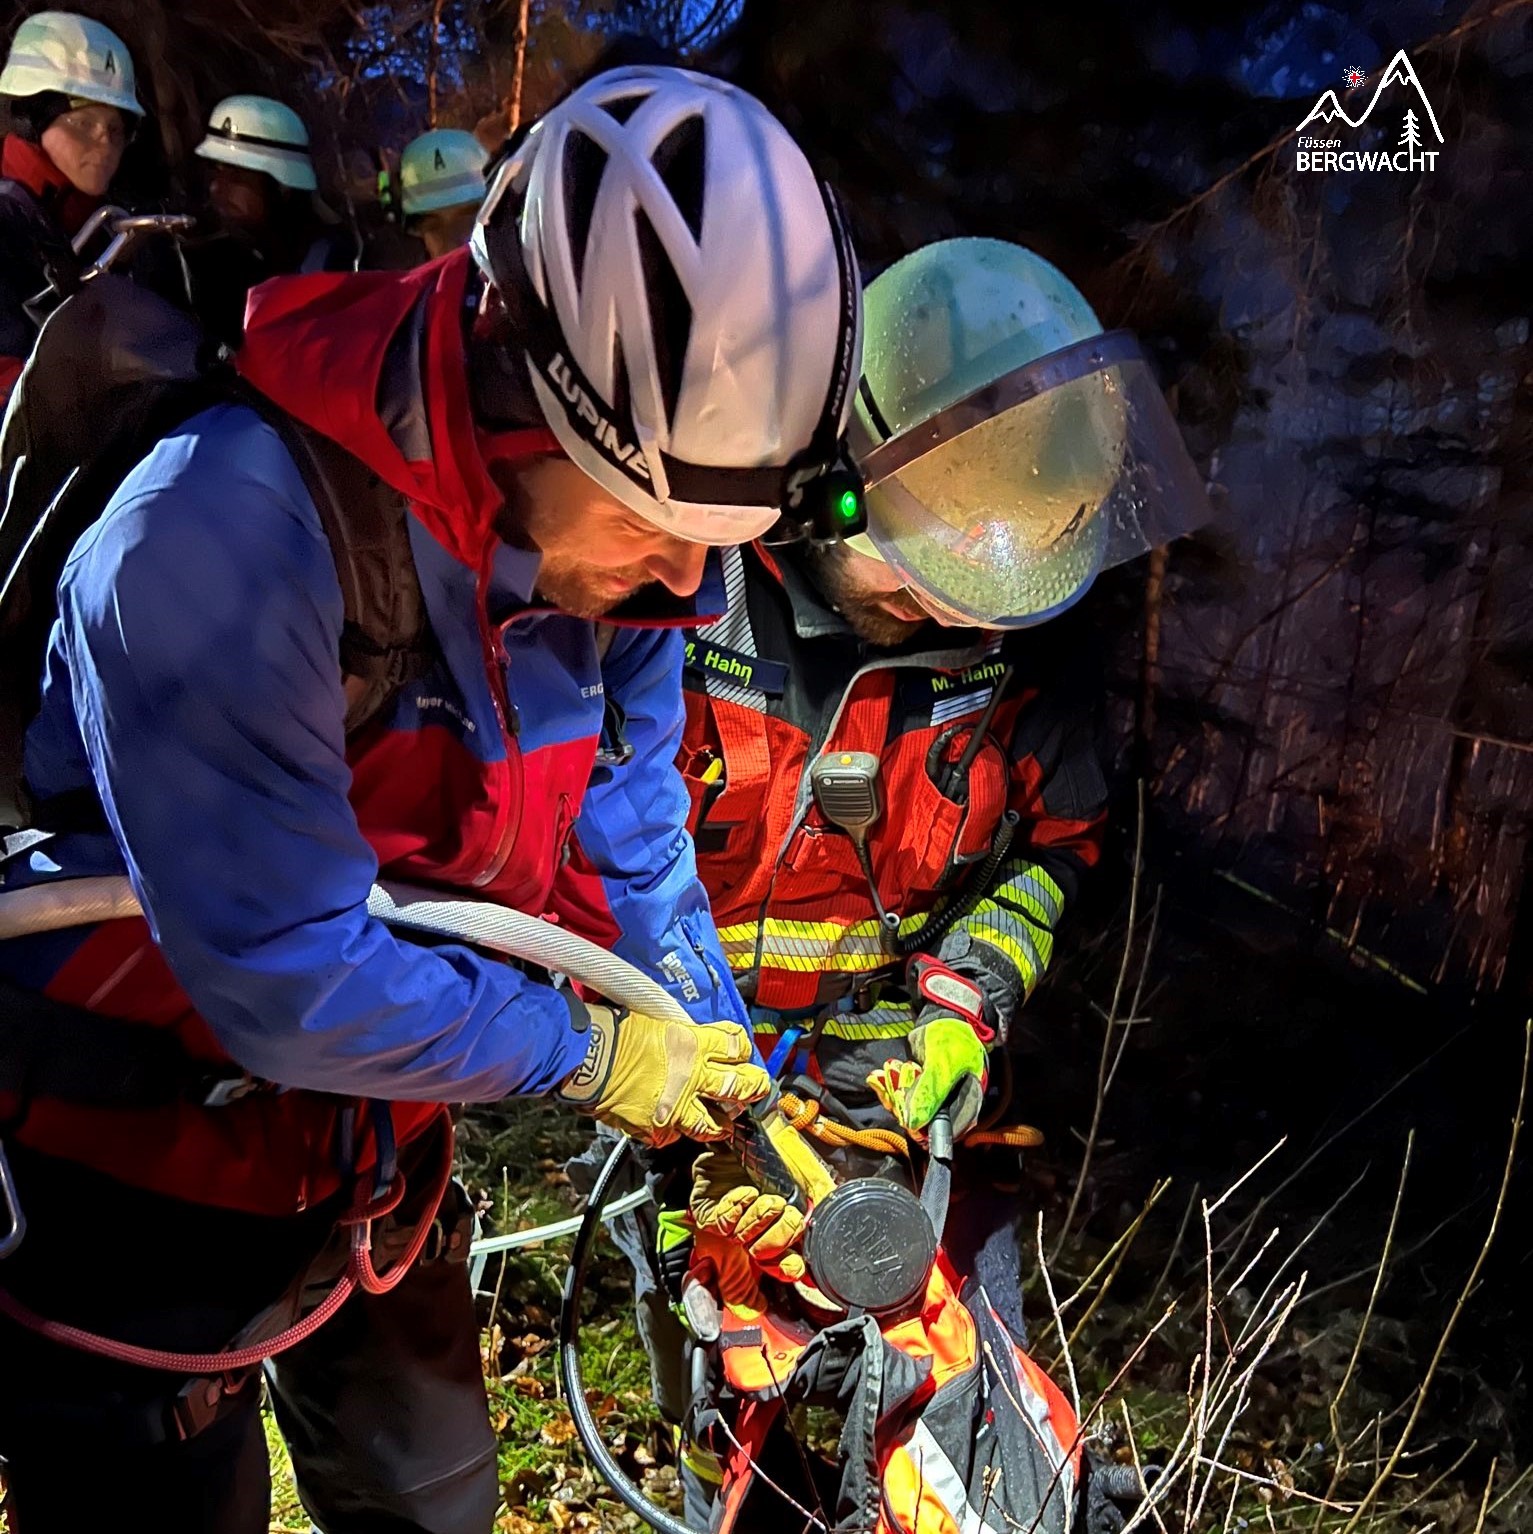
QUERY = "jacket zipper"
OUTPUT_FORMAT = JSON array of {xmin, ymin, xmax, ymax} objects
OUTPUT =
[{"xmin": 471, "ymin": 557, "xmax": 524, "ymax": 888}]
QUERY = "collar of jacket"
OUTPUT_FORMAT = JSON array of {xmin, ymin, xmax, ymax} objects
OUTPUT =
[
  {"xmin": 748, "ymin": 540, "xmax": 852, "ymax": 641},
  {"xmin": 239, "ymin": 249, "xmax": 727, "ymax": 627},
  {"xmin": 0, "ymin": 133, "xmax": 100, "ymax": 236},
  {"xmin": 238, "ymin": 248, "xmax": 556, "ymax": 572}
]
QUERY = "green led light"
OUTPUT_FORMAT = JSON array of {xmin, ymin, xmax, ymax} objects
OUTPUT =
[{"xmin": 838, "ymin": 488, "xmax": 861, "ymax": 521}]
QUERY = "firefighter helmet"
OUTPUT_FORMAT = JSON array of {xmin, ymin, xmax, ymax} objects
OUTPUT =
[
  {"xmin": 0, "ymin": 11, "xmax": 142, "ymax": 116},
  {"xmin": 400, "ymin": 128, "xmax": 487, "ymax": 218},
  {"xmin": 195, "ymin": 95, "xmax": 317, "ymax": 193},
  {"xmin": 850, "ymin": 237, "xmax": 1213, "ymax": 628}
]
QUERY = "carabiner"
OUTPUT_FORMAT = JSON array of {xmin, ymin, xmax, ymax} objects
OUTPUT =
[{"xmin": 0, "ymin": 1138, "xmax": 27, "ymax": 1260}]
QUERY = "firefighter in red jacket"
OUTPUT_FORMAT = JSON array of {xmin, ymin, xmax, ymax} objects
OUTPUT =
[{"xmin": 679, "ymin": 237, "xmax": 1214, "ymax": 1344}]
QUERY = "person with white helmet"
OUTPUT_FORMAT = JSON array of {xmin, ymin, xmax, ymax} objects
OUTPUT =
[
  {"xmin": 651, "ymin": 237, "xmax": 1215, "ymax": 1388},
  {"xmin": 0, "ymin": 62, "xmax": 861, "ymax": 1530},
  {"xmin": 398, "ymin": 126, "xmax": 488, "ymax": 259},
  {"xmin": 0, "ymin": 10, "xmax": 143, "ymax": 396},
  {"xmin": 180, "ymin": 93, "xmax": 359, "ymax": 345}
]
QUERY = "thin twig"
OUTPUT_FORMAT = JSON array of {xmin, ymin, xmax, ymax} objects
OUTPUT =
[
  {"xmin": 1471, "ymin": 1459, "xmax": 1499, "ymax": 1534},
  {"xmin": 1336, "ymin": 1022, "xmax": 1530, "ymax": 1534},
  {"xmin": 1323, "ymin": 1133, "xmax": 1414, "ymax": 1503},
  {"xmin": 1016, "ymin": 1303, "xmax": 1178, "ymax": 1534},
  {"xmin": 1059, "ymin": 1180, "xmax": 1166, "ymax": 1314},
  {"xmin": 711, "ymin": 1415, "xmax": 828, "ymax": 1531},
  {"xmin": 1309, "ymin": 1136, "xmax": 1414, "ymax": 1533},
  {"xmin": 1214, "ymin": 1029, "xmax": 1465, "ymax": 1262},
  {"xmin": 1056, "ymin": 780, "xmax": 1147, "ymax": 1256},
  {"xmin": 1139, "ymin": 1180, "xmax": 1199, "ymax": 1327},
  {"xmin": 506, "ymin": 0, "xmax": 531, "ymax": 133},
  {"xmin": 1196, "ymin": 1457, "xmax": 1357, "ymax": 1511},
  {"xmin": 1037, "ymin": 1212, "xmax": 1081, "ymax": 1418},
  {"xmin": 1064, "ymin": 1180, "xmax": 1171, "ymax": 1352}
]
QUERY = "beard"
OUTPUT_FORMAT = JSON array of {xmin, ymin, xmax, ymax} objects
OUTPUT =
[
  {"xmin": 806, "ymin": 543, "xmax": 933, "ymax": 646},
  {"xmin": 532, "ymin": 559, "xmax": 652, "ymax": 619}
]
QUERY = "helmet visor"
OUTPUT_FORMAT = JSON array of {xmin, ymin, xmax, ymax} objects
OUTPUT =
[{"xmin": 853, "ymin": 332, "xmax": 1214, "ymax": 628}]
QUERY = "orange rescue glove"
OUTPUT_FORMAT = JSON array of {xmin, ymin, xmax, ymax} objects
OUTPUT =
[{"xmin": 692, "ymin": 1229, "xmax": 770, "ymax": 1316}]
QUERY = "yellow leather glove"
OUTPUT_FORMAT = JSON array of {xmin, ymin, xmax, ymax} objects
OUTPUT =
[
  {"xmin": 867, "ymin": 1017, "xmax": 988, "ymax": 1139},
  {"xmin": 690, "ymin": 1146, "xmax": 806, "ymax": 1282},
  {"xmin": 558, "ymin": 1006, "xmax": 769, "ymax": 1148}
]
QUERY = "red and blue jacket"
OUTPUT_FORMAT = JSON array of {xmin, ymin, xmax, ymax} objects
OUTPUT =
[{"xmin": 0, "ymin": 251, "xmax": 745, "ymax": 1214}]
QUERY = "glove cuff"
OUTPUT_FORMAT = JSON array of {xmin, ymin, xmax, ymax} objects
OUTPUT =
[
  {"xmin": 906, "ymin": 956, "xmax": 993, "ymax": 1042},
  {"xmin": 558, "ymin": 1005, "xmax": 625, "ymax": 1105}
]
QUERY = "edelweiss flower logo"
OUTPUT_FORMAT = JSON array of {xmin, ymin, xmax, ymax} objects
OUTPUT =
[{"xmin": 1343, "ymin": 65, "xmax": 1367, "ymax": 90}]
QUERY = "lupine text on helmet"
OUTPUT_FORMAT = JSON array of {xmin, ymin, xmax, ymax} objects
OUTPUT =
[{"xmin": 545, "ymin": 351, "xmax": 652, "ymax": 482}]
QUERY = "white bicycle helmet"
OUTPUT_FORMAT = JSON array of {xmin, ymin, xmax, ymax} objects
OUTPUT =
[
  {"xmin": 0, "ymin": 11, "xmax": 142, "ymax": 116},
  {"xmin": 474, "ymin": 65, "xmax": 863, "ymax": 547},
  {"xmin": 195, "ymin": 95, "xmax": 317, "ymax": 193},
  {"xmin": 401, "ymin": 128, "xmax": 487, "ymax": 218}
]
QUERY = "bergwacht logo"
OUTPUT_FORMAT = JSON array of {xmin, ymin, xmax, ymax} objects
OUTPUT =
[{"xmin": 1293, "ymin": 50, "xmax": 1444, "ymax": 174}]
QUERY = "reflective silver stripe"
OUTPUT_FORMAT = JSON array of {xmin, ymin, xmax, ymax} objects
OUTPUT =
[
  {"xmin": 409, "ymin": 169, "xmax": 485, "ymax": 206},
  {"xmin": 995, "ymin": 864, "xmax": 1065, "ymax": 927},
  {"xmin": 900, "ymin": 1421, "xmax": 1010, "ymax": 1534},
  {"xmin": 693, "ymin": 546, "xmax": 762, "ymax": 707},
  {"xmin": 980, "ymin": 1291, "xmax": 1078, "ymax": 1512},
  {"xmin": 932, "ymin": 686, "xmax": 992, "ymax": 727}
]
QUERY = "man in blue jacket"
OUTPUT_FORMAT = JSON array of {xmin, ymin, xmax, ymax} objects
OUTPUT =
[{"xmin": 0, "ymin": 66, "xmax": 862, "ymax": 1534}]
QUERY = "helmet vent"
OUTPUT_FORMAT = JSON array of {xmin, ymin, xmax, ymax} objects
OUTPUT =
[
  {"xmin": 601, "ymin": 90, "xmax": 650, "ymax": 125},
  {"xmin": 562, "ymin": 129, "xmax": 608, "ymax": 290},
  {"xmin": 610, "ymin": 333, "xmax": 634, "ymax": 440},
  {"xmin": 650, "ymin": 116, "xmax": 707, "ymax": 242},
  {"xmin": 633, "ymin": 205, "xmax": 692, "ymax": 433}
]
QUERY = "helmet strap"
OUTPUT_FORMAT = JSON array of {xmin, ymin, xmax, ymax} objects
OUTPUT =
[{"xmin": 770, "ymin": 181, "xmax": 867, "ymax": 544}]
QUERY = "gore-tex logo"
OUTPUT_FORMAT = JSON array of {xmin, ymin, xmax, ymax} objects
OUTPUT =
[{"xmin": 546, "ymin": 351, "xmax": 651, "ymax": 481}]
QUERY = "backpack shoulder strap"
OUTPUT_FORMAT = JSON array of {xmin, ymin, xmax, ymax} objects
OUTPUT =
[{"xmin": 245, "ymin": 399, "xmax": 434, "ymax": 736}]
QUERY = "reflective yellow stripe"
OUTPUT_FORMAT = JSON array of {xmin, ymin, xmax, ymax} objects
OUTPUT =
[
  {"xmin": 998, "ymin": 903, "xmax": 1053, "ymax": 970},
  {"xmin": 823, "ymin": 1000, "xmax": 915, "ymax": 1040},
  {"xmin": 716, "ymin": 913, "xmax": 923, "ymax": 975},
  {"xmin": 822, "ymin": 1018, "xmax": 913, "ymax": 1039},
  {"xmin": 971, "ymin": 922, "xmax": 1045, "ymax": 992},
  {"xmin": 996, "ymin": 867, "xmax": 1064, "ymax": 928}
]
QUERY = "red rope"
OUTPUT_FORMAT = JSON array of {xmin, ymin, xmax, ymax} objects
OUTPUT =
[
  {"xmin": 0, "ymin": 1268, "xmax": 357, "ymax": 1374},
  {"xmin": 0, "ymin": 1107, "xmax": 455, "ymax": 1371},
  {"xmin": 345, "ymin": 1105, "xmax": 456, "ymax": 1295}
]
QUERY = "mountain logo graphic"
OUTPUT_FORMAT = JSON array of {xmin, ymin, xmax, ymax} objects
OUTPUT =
[
  {"xmin": 1296, "ymin": 49, "xmax": 1444, "ymax": 142},
  {"xmin": 1294, "ymin": 49, "xmax": 1445, "ymax": 174}
]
